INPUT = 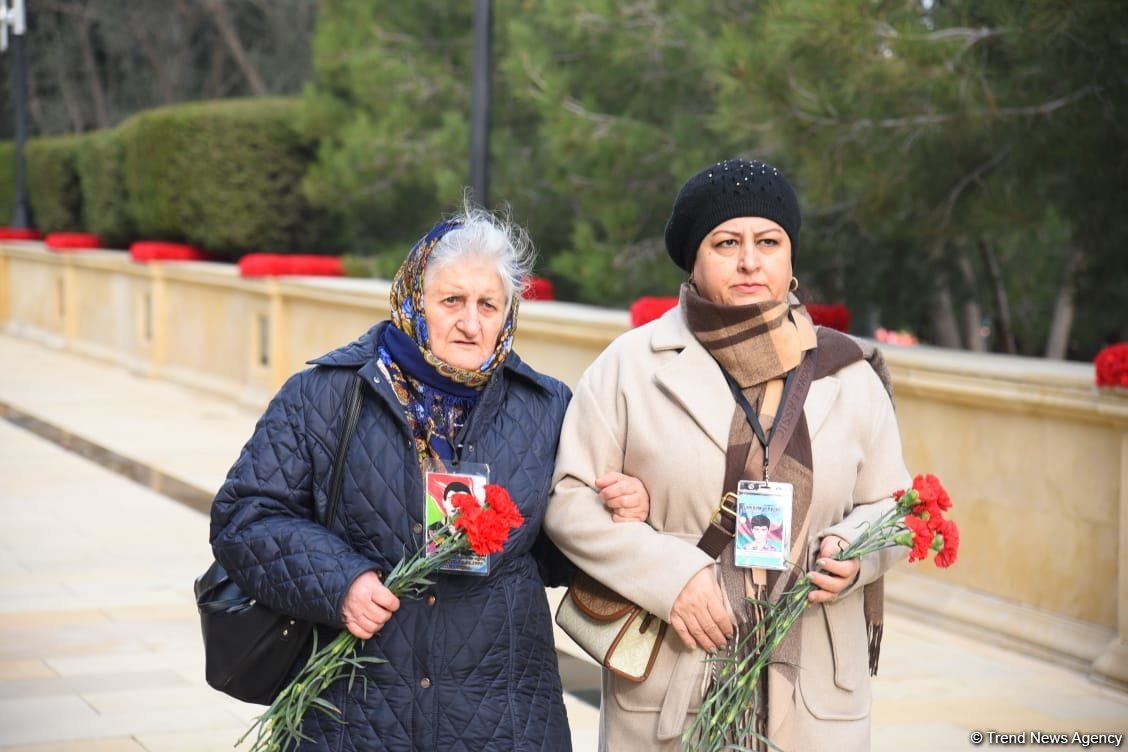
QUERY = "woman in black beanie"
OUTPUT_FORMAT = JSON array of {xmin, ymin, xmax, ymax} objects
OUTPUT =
[{"xmin": 546, "ymin": 158, "xmax": 912, "ymax": 751}]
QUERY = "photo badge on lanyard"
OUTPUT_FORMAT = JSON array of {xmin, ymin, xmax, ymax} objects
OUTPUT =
[
  {"xmin": 734, "ymin": 480, "xmax": 794, "ymax": 571},
  {"xmin": 423, "ymin": 459, "xmax": 491, "ymax": 576}
]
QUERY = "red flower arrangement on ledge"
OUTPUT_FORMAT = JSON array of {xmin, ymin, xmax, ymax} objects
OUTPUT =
[
  {"xmin": 522, "ymin": 275, "xmax": 555, "ymax": 301},
  {"xmin": 45, "ymin": 232, "xmax": 104, "ymax": 251},
  {"xmin": 805, "ymin": 303, "xmax": 851, "ymax": 332},
  {"xmin": 238, "ymin": 253, "xmax": 344, "ymax": 278},
  {"xmin": 130, "ymin": 241, "xmax": 207, "ymax": 263},
  {"xmin": 0, "ymin": 227, "xmax": 42, "ymax": 241},
  {"xmin": 630, "ymin": 296, "xmax": 678, "ymax": 327},
  {"xmin": 1095, "ymin": 343, "xmax": 1128, "ymax": 390},
  {"xmin": 875, "ymin": 327, "xmax": 919, "ymax": 346}
]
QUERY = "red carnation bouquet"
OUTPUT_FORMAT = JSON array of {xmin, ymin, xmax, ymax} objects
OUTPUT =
[
  {"xmin": 240, "ymin": 484, "xmax": 524, "ymax": 751},
  {"xmin": 685, "ymin": 474, "xmax": 959, "ymax": 751}
]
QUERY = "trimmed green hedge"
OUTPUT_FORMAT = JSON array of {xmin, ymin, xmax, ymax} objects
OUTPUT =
[
  {"xmin": 26, "ymin": 134, "xmax": 84, "ymax": 233},
  {"xmin": 120, "ymin": 97, "xmax": 326, "ymax": 260},
  {"xmin": 76, "ymin": 130, "xmax": 134, "ymax": 247},
  {"xmin": 0, "ymin": 97, "xmax": 332, "ymax": 258}
]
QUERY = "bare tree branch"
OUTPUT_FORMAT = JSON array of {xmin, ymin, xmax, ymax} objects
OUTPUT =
[
  {"xmin": 78, "ymin": 7, "xmax": 108, "ymax": 128},
  {"xmin": 201, "ymin": 0, "xmax": 268, "ymax": 96},
  {"xmin": 793, "ymin": 85, "xmax": 1100, "ymax": 131},
  {"xmin": 938, "ymin": 146, "xmax": 1011, "ymax": 228},
  {"xmin": 979, "ymin": 239, "xmax": 1016, "ymax": 354},
  {"xmin": 1045, "ymin": 244, "xmax": 1082, "ymax": 359}
]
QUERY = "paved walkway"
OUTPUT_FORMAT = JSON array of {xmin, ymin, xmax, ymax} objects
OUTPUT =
[{"xmin": 1, "ymin": 332, "xmax": 1126, "ymax": 751}]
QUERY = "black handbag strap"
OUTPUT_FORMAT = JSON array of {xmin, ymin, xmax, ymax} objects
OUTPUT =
[{"xmin": 324, "ymin": 373, "xmax": 364, "ymax": 528}]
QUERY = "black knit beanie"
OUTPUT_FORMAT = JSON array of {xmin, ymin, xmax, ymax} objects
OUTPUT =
[{"xmin": 664, "ymin": 158, "xmax": 801, "ymax": 272}]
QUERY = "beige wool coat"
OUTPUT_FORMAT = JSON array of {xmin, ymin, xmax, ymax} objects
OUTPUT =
[{"xmin": 545, "ymin": 305, "xmax": 911, "ymax": 752}]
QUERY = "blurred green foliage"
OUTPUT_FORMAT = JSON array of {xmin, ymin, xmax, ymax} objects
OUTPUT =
[{"xmin": 26, "ymin": 135, "xmax": 84, "ymax": 233}]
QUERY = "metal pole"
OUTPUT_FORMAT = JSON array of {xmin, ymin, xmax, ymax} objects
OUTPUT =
[
  {"xmin": 10, "ymin": 18, "xmax": 29, "ymax": 228},
  {"xmin": 469, "ymin": 0, "xmax": 492, "ymax": 209},
  {"xmin": 1, "ymin": 0, "xmax": 29, "ymax": 228}
]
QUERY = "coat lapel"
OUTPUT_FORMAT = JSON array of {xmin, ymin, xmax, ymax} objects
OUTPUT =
[{"xmin": 650, "ymin": 308, "xmax": 731, "ymax": 452}]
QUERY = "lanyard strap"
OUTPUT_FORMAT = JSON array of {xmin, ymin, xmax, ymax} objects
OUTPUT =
[{"xmin": 718, "ymin": 366, "xmax": 797, "ymax": 482}]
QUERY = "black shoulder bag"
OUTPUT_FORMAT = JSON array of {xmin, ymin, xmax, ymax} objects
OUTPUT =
[{"xmin": 193, "ymin": 372, "xmax": 364, "ymax": 704}]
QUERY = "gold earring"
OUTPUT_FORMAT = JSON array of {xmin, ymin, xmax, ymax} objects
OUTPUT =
[{"xmin": 789, "ymin": 276, "xmax": 799, "ymax": 293}]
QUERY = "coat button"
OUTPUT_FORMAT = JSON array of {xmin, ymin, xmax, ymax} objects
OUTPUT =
[
  {"xmin": 425, "ymin": 595, "xmax": 436, "ymax": 606},
  {"xmin": 419, "ymin": 677, "xmax": 431, "ymax": 688},
  {"xmin": 412, "ymin": 522, "xmax": 423, "ymax": 534}
]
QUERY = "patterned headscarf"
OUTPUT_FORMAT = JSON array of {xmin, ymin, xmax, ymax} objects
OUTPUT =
[
  {"xmin": 380, "ymin": 218, "xmax": 521, "ymax": 466},
  {"xmin": 387, "ymin": 219, "xmax": 519, "ymax": 389}
]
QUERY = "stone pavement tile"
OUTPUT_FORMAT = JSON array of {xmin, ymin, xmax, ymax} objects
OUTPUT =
[
  {"xmin": 0, "ymin": 693, "xmax": 244, "ymax": 747},
  {"xmin": 0, "ymin": 670, "xmax": 187, "ymax": 701},
  {"xmin": 0, "ymin": 659, "xmax": 55, "ymax": 681},
  {"xmin": 135, "ymin": 728, "xmax": 256, "ymax": 752},
  {"xmin": 873, "ymin": 721, "xmax": 971, "ymax": 752},
  {"xmin": 0, "ymin": 740, "xmax": 146, "ymax": 752},
  {"xmin": 82, "ymin": 685, "xmax": 239, "ymax": 716},
  {"xmin": 0, "ymin": 619, "xmax": 154, "ymax": 662}
]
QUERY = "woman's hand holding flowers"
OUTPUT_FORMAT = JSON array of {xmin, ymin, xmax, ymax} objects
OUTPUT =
[
  {"xmin": 806, "ymin": 534, "xmax": 860, "ymax": 604},
  {"xmin": 341, "ymin": 571, "xmax": 400, "ymax": 639}
]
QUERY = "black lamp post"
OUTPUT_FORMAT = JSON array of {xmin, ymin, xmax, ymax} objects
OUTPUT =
[
  {"xmin": 1, "ymin": 0, "xmax": 29, "ymax": 229},
  {"xmin": 469, "ymin": 0, "xmax": 492, "ymax": 209}
]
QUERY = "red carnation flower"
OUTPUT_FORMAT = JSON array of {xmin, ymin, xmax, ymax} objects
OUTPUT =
[
  {"xmin": 483, "ymin": 484, "xmax": 524, "ymax": 529},
  {"xmin": 934, "ymin": 518, "xmax": 960, "ymax": 568},
  {"xmin": 913, "ymin": 473, "xmax": 952, "ymax": 513},
  {"xmin": 450, "ymin": 485, "xmax": 524, "ymax": 556},
  {"xmin": 904, "ymin": 514, "xmax": 933, "ymax": 563}
]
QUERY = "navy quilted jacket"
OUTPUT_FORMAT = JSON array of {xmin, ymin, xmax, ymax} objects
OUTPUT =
[{"xmin": 209, "ymin": 322, "xmax": 575, "ymax": 751}]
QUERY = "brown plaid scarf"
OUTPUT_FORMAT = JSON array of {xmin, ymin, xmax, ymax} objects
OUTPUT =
[{"xmin": 682, "ymin": 282, "xmax": 887, "ymax": 750}]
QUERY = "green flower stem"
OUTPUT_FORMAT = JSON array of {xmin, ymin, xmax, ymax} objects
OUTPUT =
[
  {"xmin": 238, "ymin": 524, "xmax": 469, "ymax": 752},
  {"xmin": 685, "ymin": 498, "xmax": 918, "ymax": 752}
]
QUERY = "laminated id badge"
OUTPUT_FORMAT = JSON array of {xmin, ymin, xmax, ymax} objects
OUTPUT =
[
  {"xmin": 734, "ymin": 480, "xmax": 793, "ymax": 571},
  {"xmin": 423, "ymin": 460, "xmax": 490, "ymax": 576}
]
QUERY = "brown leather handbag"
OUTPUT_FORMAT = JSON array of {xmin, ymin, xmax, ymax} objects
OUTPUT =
[{"xmin": 555, "ymin": 571, "xmax": 667, "ymax": 682}]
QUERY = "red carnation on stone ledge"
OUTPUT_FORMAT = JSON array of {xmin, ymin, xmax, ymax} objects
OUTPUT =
[
  {"xmin": 0, "ymin": 227, "xmax": 42, "ymax": 241},
  {"xmin": 45, "ymin": 232, "xmax": 103, "ymax": 251},
  {"xmin": 238, "ymin": 253, "xmax": 344, "ymax": 278},
  {"xmin": 522, "ymin": 275, "xmax": 555, "ymax": 301},
  {"xmin": 806, "ymin": 303, "xmax": 851, "ymax": 333},
  {"xmin": 1095, "ymin": 343, "xmax": 1128, "ymax": 390},
  {"xmin": 130, "ymin": 241, "xmax": 207, "ymax": 263},
  {"xmin": 630, "ymin": 296, "xmax": 678, "ymax": 328}
]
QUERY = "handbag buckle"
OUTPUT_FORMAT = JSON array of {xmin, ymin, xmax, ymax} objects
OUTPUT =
[{"xmin": 711, "ymin": 492, "xmax": 738, "ymax": 525}]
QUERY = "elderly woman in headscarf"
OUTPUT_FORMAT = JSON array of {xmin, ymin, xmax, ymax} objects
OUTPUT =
[
  {"xmin": 209, "ymin": 202, "xmax": 649, "ymax": 751},
  {"xmin": 545, "ymin": 159, "xmax": 911, "ymax": 751}
]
